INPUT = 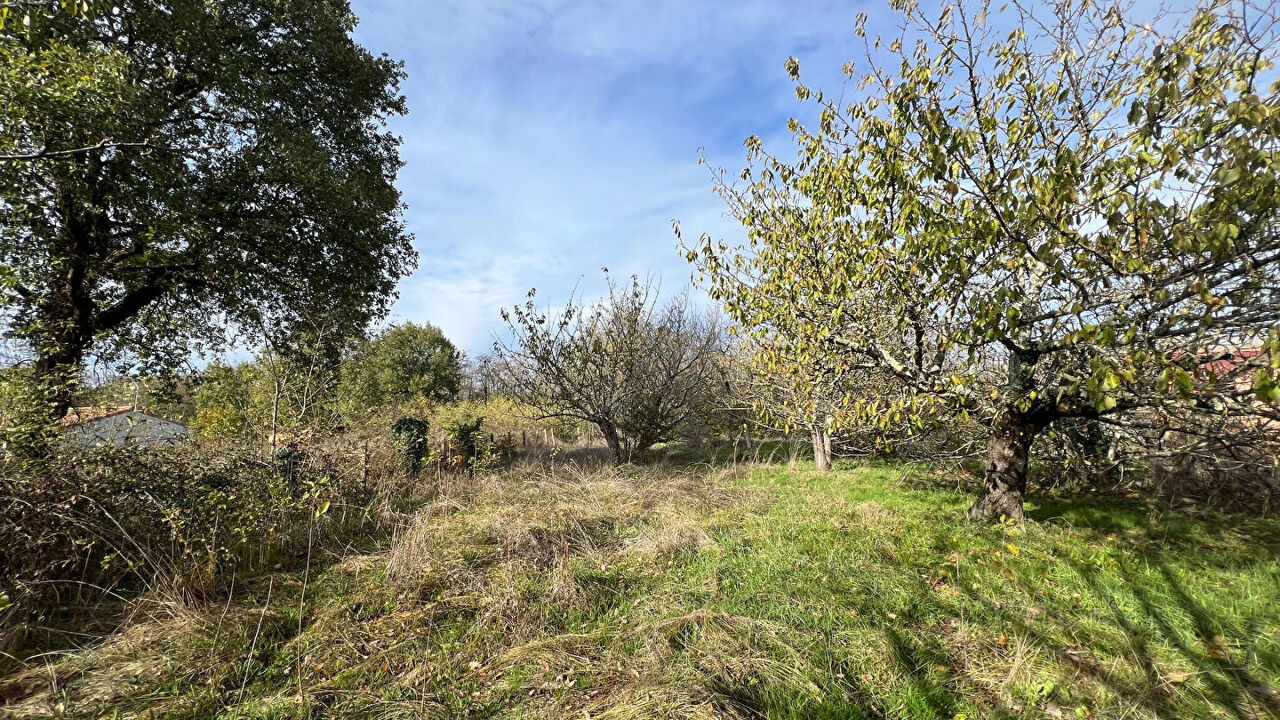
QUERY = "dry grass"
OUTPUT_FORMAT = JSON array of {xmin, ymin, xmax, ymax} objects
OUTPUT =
[{"xmin": 3, "ymin": 459, "xmax": 1279, "ymax": 720}]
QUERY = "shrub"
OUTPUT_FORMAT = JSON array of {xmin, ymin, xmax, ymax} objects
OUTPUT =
[
  {"xmin": 0, "ymin": 438, "xmax": 385, "ymax": 661},
  {"xmin": 391, "ymin": 416, "xmax": 431, "ymax": 477},
  {"xmin": 443, "ymin": 408, "xmax": 484, "ymax": 468}
]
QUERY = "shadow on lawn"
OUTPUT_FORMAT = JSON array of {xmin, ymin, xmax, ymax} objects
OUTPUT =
[
  {"xmin": 1059, "ymin": 558, "xmax": 1279, "ymax": 719},
  {"xmin": 1027, "ymin": 492, "xmax": 1280, "ymax": 567},
  {"xmin": 880, "ymin": 625, "xmax": 1016, "ymax": 720},
  {"xmin": 952, "ymin": 491, "xmax": 1280, "ymax": 720},
  {"xmin": 945, "ymin": 558, "xmax": 1279, "ymax": 719}
]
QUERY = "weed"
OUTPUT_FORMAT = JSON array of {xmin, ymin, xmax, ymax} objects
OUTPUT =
[{"xmin": 2, "ymin": 460, "xmax": 1277, "ymax": 719}]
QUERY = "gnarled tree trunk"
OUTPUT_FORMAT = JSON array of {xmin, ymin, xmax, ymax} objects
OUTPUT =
[
  {"xmin": 967, "ymin": 414, "xmax": 1040, "ymax": 520},
  {"xmin": 599, "ymin": 421, "xmax": 625, "ymax": 466}
]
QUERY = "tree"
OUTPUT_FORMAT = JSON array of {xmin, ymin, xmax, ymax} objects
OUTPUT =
[
  {"xmin": 0, "ymin": 0, "xmax": 415, "ymax": 422},
  {"xmin": 736, "ymin": 340, "xmax": 861, "ymax": 472},
  {"xmin": 192, "ymin": 348, "xmax": 341, "ymax": 448},
  {"xmin": 686, "ymin": 0, "xmax": 1280, "ymax": 519},
  {"xmin": 495, "ymin": 276, "xmax": 725, "ymax": 465},
  {"xmin": 0, "ymin": 1, "xmax": 99, "ymax": 32},
  {"xmin": 192, "ymin": 310, "xmax": 347, "ymax": 446},
  {"xmin": 337, "ymin": 322, "xmax": 462, "ymax": 413}
]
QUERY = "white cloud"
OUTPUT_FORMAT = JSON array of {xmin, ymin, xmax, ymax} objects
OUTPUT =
[{"xmin": 350, "ymin": 0, "xmax": 871, "ymax": 353}]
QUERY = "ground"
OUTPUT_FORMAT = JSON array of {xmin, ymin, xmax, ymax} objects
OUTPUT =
[{"xmin": 2, "ymin": 459, "xmax": 1278, "ymax": 719}]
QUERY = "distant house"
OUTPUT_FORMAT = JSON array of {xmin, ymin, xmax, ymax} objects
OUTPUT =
[
  {"xmin": 1192, "ymin": 344, "xmax": 1279, "ymax": 432},
  {"xmin": 62, "ymin": 406, "xmax": 192, "ymax": 448},
  {"xmin": 1200, "ymin": 345, "xmax": 1267, "ymax": 391}
]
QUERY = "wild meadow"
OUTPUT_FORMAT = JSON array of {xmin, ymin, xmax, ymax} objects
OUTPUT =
[
  {"xmin": 3, "ymin": 451, "xmax": 1278, "ymax": 719},
  {"xmin": 4, "ymin": 0, "xmax": 1280, "ymax": 718}
]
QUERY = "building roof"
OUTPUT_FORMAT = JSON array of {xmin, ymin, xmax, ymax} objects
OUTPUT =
[
  {"xmin": 62, "ymin": 406, "xmax": 187, "ymax": 428},
  {"xmin": 62, "ymin": 406, "xmax": 135, "ymax": 426},
  {"xmin": 1201, "ymin": 345, "xmax": 1266, "ymax": 377}
]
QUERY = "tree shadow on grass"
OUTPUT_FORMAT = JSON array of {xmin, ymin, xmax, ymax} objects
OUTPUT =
[
  {"xmin": 1027, "ymin": 494, "xmax": 1280, "ymax": 572},
  {"xmin": 941, "ymin": 492, "xmax": 1280, "ymax": 720},
  {"xmin": 1055, "ymin": 557, "xmax": 1280, "ymax": 719},
  {"xmin": 1138, "ymin": 562, "xmax": 1280, "ymax": 717},
  {"xmin": 881, "ymin": 624, "xmax": 1019, "ymax": 720},
  {"xmin": 944, "ymin": 560, "xmax": 1270, "ymax": 720}
]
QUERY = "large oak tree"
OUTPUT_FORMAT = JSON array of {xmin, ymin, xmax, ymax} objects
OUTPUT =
[
  {"xmin": 0, "ymin": 0, "xmax": 415, "ymax": 420},
  {"xmin": 688, "ymin": 0, "xmax": 1280, "ymax": 518}
]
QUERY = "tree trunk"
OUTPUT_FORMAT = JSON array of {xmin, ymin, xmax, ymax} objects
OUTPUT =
[
  {"xmin": 269, "ymin": 380, "xmax": 282, "ymax": 454},
  {"xmin": 967, "ymin": 415, "xmax": 1039, "ymax": 520},
  {"xmin": 33, "ymin": 357, "xmax": 77, "ymax": 423},
  {"xmin": 599, "ymin": 421, "xmax": 625, "ymax": 466},
  {"xmin": 33, "ymin": 331, "xmax": 90, "ymax": 422},
  {"xmin": 811, "ymin": 426, "xmax": 832, "ymax": 472},
  {"xmin": 6, "ymin": 341, "xmax": 86, "ymax": 458}
]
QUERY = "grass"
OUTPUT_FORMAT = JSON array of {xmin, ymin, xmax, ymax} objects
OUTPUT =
[{"xmin": 2, "ymin": 458, "xmax": 1278, "ymax": 719}]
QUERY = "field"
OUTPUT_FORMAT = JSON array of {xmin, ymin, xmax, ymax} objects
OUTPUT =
[{"xmin": 3, "ymin": 458, "xmax": 1278, "ymax": 720}]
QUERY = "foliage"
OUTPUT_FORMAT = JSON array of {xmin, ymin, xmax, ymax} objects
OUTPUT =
[
  {"xmin": 0, "ymin": 0, "xmax": 415, "ymax": 415},
  {"xmin": 338, "ymin": 322, "xmax": 463, "ymax": 414},
  {"xmin": 686, "ymin": 0, "xmax": 1280, "ymax": 518},
  {"xmin": 0, "ymin": 1, "xmax": 100, "ymax": 31},
  {"xmin": 192, "ymin": 325, "xmax": 345, "ymax": 444},
  {"xmin": 438, "ymin": 403, "xmax": 489, "ymax": 469},
  {"xmin": 391, "ymin": 415, "xmax": 430, "ymax": 477},
  {"xmin": 450, "ymin": 395, "xmax": 565, "ymax": 446},
  {"xmin": 0, "ymin": 443, "xmax": 368, "ymax": 615},
  {"xmin": 191, "ymin": 361, "xmax": 256, "ymax": 439},
  {"xmin": 731, "ymin": 335, "xmax": 933, "ymax": 470},
  {"xmin": 495, "ymin": 275, "xmax": 726, "ymax": 464},
  {"xmin": 0, "ymin": 366, "xmax": 60, "ymax": 457}
]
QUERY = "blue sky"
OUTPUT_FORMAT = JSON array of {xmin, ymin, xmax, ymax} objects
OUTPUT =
[{"xmin": 348, "ymin": 0, "xmax": 871, "ymax": 355}]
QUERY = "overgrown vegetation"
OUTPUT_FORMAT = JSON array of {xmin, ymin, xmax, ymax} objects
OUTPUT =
[
  {"xmin": 0, "ymin": 435, "xmax": 413, "ymax": 663},
  {"xmin": 3, "ymin": 459, "xmax": 1276, "ymax": 719},
  {"xmin": 3, "ymin": 0, "xmax": 1280, "ymax": 717}
]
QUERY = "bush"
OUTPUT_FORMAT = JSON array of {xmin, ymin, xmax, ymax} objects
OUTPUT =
[
  {"xmin": 441, "ymin": 406, "xmax": 485, "ymax": 468},
  {"xmin": 0, "ymin": 439, "xmax": 386, "ymax": 661},
  {"xmin": 0, "ymin": 368, "xmax": 62, "ymax": 459},
  {"xmin": 391, "ymin": 416, "xmax": 431, "ymax": 477}
]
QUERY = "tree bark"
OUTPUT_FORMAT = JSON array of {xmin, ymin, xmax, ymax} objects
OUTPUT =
[
  {"xmin": 599, "ymin": 421, "xmax": 625, "ymax": 466},
  {"xmin": 33, "ymin": 351, "xmax": 81, "ymax": 422},
  {"xmin": 812, "ymin": 426, "xmax": 832, "ymax": 471},
  {"xmin": 967, "ymin": 414, "xmax": 1039, "ymax": 520}
]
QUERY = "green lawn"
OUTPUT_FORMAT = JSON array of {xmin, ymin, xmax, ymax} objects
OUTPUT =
[{"xmin": 4, "ymin": 461, "xmax": 1278, "ymax": 719}]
